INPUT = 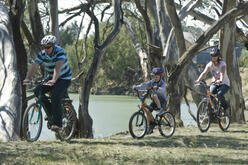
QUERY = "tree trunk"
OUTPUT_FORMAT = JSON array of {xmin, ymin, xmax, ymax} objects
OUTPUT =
[
  {"xmin": 168, "ymin": 2, "xmax": 248, "ymax": 105},
  {"xmin": 9, "ymin": 0, "xmax": 27, "ymax": 138},
  {"xmin": 124, "ymin": 17, "xmax": 150, "ymax": 81},
  {"xmin": 78, "ymin": 0, "xmax": 122, "ymax": 138},
  {"xmin": 49, "ymin": 0, "xmax": 60, "ymax": 44},
  {"xmin": 0, "ymin": 3, "xmax": 22, "ymax": 142},
  {"xmin": 220, "ymin": 0, "xmax": 246, "ymax": 123},
  {"xmin": 28, "ymin": 0, "xmax": 44, "ymax": 45}
]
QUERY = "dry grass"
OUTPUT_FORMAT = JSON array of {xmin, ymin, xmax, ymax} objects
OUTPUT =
[{"xmin": 1, "ymin": 123, "xmax": 248, "ymax": 165}]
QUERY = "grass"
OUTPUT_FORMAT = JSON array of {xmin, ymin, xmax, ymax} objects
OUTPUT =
[{"xmin": 1, "ymin": 123, "xmax": 248, "ymax": 165}]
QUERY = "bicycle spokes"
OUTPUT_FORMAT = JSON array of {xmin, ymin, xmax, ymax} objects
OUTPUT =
[
  {"xmin": 129, "ymin": 111, "xmax": 147, "ymax": 139},
  {"xmin": 22, "ymin": 103, "xmax": 43, "ymax": 142}
]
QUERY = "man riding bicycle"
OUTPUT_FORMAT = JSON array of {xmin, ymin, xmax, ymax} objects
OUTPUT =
[
  {"xmin": 23, "ymin": 35, "xmax": 72, "ymax": 132},
  {"xmin": 195, "ymin": 48, "xmax": 230, "ymax": 112}
]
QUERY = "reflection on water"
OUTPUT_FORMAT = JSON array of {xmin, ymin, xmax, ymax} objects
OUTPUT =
[{"xmin": 36, "ymin": 94, "xmax": 197, "ymax": 140}]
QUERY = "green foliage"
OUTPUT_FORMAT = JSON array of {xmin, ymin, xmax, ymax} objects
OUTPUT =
[
  {"xmin": 94, "ymin": 25, "xmax": 141, "ymax": 94},
  {"xmin": 64, "ymin": 18, "xmax": 143, "ymax": 94},
  {"xmin": 59, "ymin": 22, "xmax": 79, "ymax": 48},
  {"xmin": 239, "ymin": 49, "xmax": 248, "ymax": 67}
]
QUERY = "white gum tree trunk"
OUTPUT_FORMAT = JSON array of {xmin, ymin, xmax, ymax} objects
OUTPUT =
[
  {"xmin": 220, "ymin": 0, "xmax": 246, "ymax": 122},
  {"xmin": 0, "ymin": 3, "xmax": 22, "ymax": 142}
]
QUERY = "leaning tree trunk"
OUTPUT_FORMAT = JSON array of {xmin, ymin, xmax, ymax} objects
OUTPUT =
[
  {"xmin": 78, "ymin": 0, "xmax": 122, "ymax": 138},
  {"xmin": 123, "ymin": 17, "xmax": 150, "ymax": 81},
  {"xmin": 9, "ymin": 0, "xmax": 27, "ymax": 138},
  {"xmin": 220, "ymin": 0, "xmax": 246, "ymax": 123},
  {"xmin": 0, "ymin": 3, "xmax": 22, "ymax": 142},
  {"xmin": 167, "ymin": 2, "xmax": 248, "ymax": 118}
]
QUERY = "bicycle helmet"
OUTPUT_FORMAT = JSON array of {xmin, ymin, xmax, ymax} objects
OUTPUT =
[
  {"xmin": 151, "ymin": 67, "xmax": 164, "ymax": 77},
  {"xmin": 41, "ymin": 35, "xmax": 56, "ymax": 45},
  {"xmin": 210, "ymin": 48, "xmax": 221, "ymax": 57}
]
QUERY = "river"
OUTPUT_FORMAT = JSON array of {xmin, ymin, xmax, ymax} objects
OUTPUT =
[{"xmin": 37, "ymin": 94, "xmax": 197, "ymax": 140}]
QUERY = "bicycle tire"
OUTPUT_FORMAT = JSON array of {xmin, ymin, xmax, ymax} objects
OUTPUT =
[
  {"xmin": 158, "ymin": 111, "xmax": 176, "ymax": 137},
  {"xmin": 197, "ymin": 99, "xmax": 211, "ymax": 132},
  {"xmin": 22, "ymin": 103, "xmax": 43, "ymax": 142},
  {"xmin": 218, "ymin": 106, "xmax": 231, "ymax": 132},
  {"xmin": 129, "ymin": 111, "xmax": 147, "ymax": 139},
  {"xmin": 57, "ymin": 103, "xmax": 77, "ymax": 141}
]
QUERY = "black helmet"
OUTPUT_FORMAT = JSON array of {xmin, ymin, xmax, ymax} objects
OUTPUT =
[
  {"xmin": 151, "ymin": 67, "xmax": 164, "ymax": 77},
  {"xmin": 210, "ymin": 48, "xmax": 221, "ymax": 57}
]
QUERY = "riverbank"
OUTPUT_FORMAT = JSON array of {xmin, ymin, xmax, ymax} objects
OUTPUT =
[{"xmin": 1, "ymin": 123, "xmax": 248, "ymax": 164}]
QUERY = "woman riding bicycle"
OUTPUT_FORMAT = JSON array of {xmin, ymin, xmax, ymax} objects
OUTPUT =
[
  {"xmin": 23, "ymin": 35, "xmax": 72, "ymax": 132},
  {"xmin": 195, "ymin": 48, "xmax": 230, "ymax": 112}
]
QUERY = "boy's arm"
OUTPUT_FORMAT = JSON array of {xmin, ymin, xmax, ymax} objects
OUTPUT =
[{"xmin": 135, "ymin": 81, "xmax": 152, "ymax": 90}]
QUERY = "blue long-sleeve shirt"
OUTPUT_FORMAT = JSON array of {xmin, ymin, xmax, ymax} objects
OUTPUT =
[{"xmin": 136, "ymin": 79, "xmax": 166, "ymax": 101}]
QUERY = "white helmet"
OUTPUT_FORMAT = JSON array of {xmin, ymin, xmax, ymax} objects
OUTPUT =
[{"xmin": 41, "ymin": 35, "xmax": 56, "ymax": 45}]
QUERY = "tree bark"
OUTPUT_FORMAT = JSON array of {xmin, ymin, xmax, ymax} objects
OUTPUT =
[
  {"xmin": 78, "ymin": 0, "xmax": 122, "ymax": 138},
  {"xmin": 9, "ymin": 0, "xmax": 27, "ymax": 138},
  {"xmin": 220, "ymin": 0, "xmax": 246, "ymax": 123},
  {"xmin": 168, "ymin": 2, "xmax": 248, "ymax": 98},
  {"xmin": 49, "ymin": 0, "xmax": 60, "ymax": 44},
  {"xmin": 123, "ymin": 17, "xmax": 149, "ymax": 81},
  {"xmin": 28, "ymin": 0, "xmax": 44, "ymax": 45},
  {"xmin": 0, "ymin": 3, "xmax": 22, "ymax": 142}
]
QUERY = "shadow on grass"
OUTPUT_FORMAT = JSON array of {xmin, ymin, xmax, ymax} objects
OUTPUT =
[{"xmin": 67, "ymin": 134, "xmax": 248, "ymax": 151}]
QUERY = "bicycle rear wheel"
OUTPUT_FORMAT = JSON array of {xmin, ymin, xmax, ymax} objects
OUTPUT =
[
  {"xmin": 129, "ymin": 111, "xmax": 147, "ymax": 139},
  {"xmin": 218, "ymin": 107, "xmax": 231, "ymax": 132},
  {"xmin": 22, "ymin": 103, "xmax": 43, "ymax": 142},
  {"xmin": 158, "ymin": 112, "xmax": 175, "ymax": 137},
  {"xmin": 57, "ymin": 103, "xmax": 77, "ymax": 141},
  {"xmin": 197, "ymin": 99, "xmax": 211, "ymax": 132}
]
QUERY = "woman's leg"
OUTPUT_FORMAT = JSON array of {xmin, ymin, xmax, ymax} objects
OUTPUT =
[{"xmin": 217, "ymin": 84, "xmax": 229, "ymax": 110}]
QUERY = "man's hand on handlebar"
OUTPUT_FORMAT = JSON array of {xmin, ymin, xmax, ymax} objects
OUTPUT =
[{"xmin": 43, "ymin": 79, "xmax": 56, "ymax": 86}]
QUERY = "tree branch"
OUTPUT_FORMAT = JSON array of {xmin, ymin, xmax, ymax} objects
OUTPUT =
[{"xmin": 172, "ymin": 3, "xmax": 248, "ymax": 82}]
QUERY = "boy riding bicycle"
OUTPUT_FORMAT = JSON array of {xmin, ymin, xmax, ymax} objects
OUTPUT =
[{"xmin": 133, "ymin": 67, "xmax": 166, "ymax": 123}]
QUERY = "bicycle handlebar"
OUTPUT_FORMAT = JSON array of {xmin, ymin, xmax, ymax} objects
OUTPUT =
[{"xmin": 134, "ymin": 88, "xmax": 152, "ymax": 101}]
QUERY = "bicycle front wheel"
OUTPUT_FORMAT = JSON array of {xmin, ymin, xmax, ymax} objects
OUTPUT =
[
  {"xmin": 22, "ymin": 103, "xmax": 43, "ymax": 142},
  {"xmin": 129, "ymin": 111, "xmax": 147, "ymax": 139},
  {"xmin": 218, "ymin": 106, "xmax": 231, "ymax": 132},
  {"xmin": 197, "ymin": 99, "xmax": 211, "ymax": 132},
  {"xmin": 57, "ymin": 103, "xmax": 77, "ymax": 141},
  {"xmin": 158, "ymin": 112, "xmax": 175, "ymax": 137}
]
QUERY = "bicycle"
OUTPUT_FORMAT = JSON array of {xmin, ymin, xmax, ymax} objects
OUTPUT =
[
  {"xmin": 22, "ymin": 81, "xmax": 77, "ymax": 142},
  {"xmin": 128, "ymin": 89, "xmax": 176, "ymax": 139},
  {"xmin": 195, "ymin": 81, "xmax": 231, "ymax": 132}
]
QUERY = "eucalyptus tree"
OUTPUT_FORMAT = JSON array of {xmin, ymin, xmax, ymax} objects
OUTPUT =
[
  {"xmin": 77, "ymin": 0, "xmax": 122, "ymax": 138},
  {"xmin": 0, "ymin": 2, "xmax": 22, "ymax": 141},
  {"xmin": 8, "ymin": 0, "xmax": 27, "ymax": 137},
  {"xmin": 220, "ymin": 0, "xmax": 246, "ymax": 122},
  {"xmin": 123, "ymin": 0, "xmax": 205, "ymax": 125},
  {"xmin": 164, "ymin": 1, "xmax": 248, "ymax": 123}
]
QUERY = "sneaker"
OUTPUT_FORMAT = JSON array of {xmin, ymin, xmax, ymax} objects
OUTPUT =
[
  {"xmin": 51, "ymin": 125, "xmax": 62, "ymax": 132},
  {"xmin": 156, "ymin": 109, "xmax": 163, "ymax": 116}
]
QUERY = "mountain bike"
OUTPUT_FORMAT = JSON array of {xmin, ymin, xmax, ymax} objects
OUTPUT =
[
  {"xmin": 195, "ymin": 81, "xmax": 231, "ymax": 132},
  {"xmin": 22, "ymin": 81, "xmax": 77, "ymax": 142},
  {"xmin": 129, "ymin": 89, "xmax": 176, "ymax": 139}
]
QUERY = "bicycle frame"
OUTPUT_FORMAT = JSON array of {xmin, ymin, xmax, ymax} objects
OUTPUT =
[{"xmin": 197, "ymin": 81, "xmax": 219, "ymax": 110}]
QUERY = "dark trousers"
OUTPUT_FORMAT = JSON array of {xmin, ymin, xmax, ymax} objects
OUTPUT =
[
  {"xmin": 34, "ymin": 79, "xmax": 71, "ymax": 127},
  {"xmin": 210, "ymin": 84, "xmax": 229, "ymax": 110}
]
